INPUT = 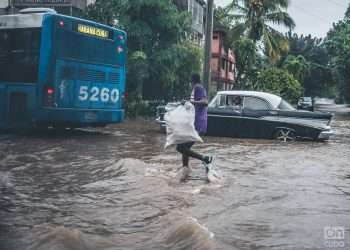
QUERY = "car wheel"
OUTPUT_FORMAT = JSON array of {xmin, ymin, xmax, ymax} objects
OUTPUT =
[{"xmin": 273, "ymin": 128, "xmax": 296, "ymax": 142}]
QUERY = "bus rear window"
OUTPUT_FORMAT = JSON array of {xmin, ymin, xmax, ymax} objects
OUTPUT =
[
  {"xmin": 0, "ymin": 28, "xmax": 41, "ymax": 83},
  {"xmin": 55, "ymin": 27, "xmax": 123, "ymax": 66}
]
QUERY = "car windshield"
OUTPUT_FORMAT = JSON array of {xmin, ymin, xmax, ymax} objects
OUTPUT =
[
  {"xmin": 208, "ymin": 94, "xmax": 224, "ymax": 108},
  {"xmin": 278, "ymin": 99, "xmax": 296, "ymax": 111}
]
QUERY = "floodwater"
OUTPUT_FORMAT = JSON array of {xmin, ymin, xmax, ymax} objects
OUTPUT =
[{"xmin": 1, "ymin": 106, "xmax": 350, "ymax": 250}]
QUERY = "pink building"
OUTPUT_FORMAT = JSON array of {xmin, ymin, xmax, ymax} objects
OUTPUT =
[{"xmin": 210, "ymin": 29, "xmax": 236, "ymax": 93}]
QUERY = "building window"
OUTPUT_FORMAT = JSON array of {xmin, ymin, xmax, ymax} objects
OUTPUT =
[{"xmin": 221, "ymin": 59, "xmax": 225, "ymax": 70}]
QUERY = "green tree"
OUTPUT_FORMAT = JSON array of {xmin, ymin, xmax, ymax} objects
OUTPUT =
[
  {"xmin": 234, "ymin": 37, "xmax": 257, "ymax": 89},
  {"xmin": 224, "ymin": 0, "xmax": 295, "ymax": 64},
  {"xmin": 127, "ymin": 51, "xmax": 149, "ymax": 100},
  {"xmin": 172, "ymin": 42, "xmax": 203, "ymax": 99},
  {"xmin": 84, "ymin": 0, "xmax": 200, "ymax": 102},
  {"xmin": 84, "ymin": 0, "xmax": 126, "ymax": 26},
  {"xmin": 285, "ymin": 32, "xmax": 334, "ymax": 97},
  {"xmin": 256, "ymin": 67, "xmax": 302, "ymax": 103},
  {"xmin": 282, "ymin": 55, "xmax": 310, "ymax": 83},
  {"xmin": 325, "ymin": 6, "xmax": 350, "ymax": 103}
]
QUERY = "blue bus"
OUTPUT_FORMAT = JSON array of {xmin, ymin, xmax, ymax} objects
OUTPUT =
[{"xmin": 0, "ymin": 8, "xmax": 126, "ymax": 130}]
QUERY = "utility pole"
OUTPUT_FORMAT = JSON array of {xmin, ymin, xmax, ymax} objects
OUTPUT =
[{"xmin": 203, "ymin": 0, "xmax": 214, "ymax": 94}]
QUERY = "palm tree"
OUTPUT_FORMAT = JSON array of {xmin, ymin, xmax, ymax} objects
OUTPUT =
[{"xmin": 225, "ymin": 0, "xmax": 295, "ymax": 63}]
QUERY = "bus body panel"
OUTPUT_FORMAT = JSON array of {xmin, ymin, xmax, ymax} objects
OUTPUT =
[
  {"xmin": 53, "ymin": 60, "xmax": 124, "ymax": 110},
  {"xmin": 0, "ymin": 84, "xmax": 37, "ymax": 128},
  {"xmin": 36, "ymin": 108, "xmax": 124, "ymax": 126},
  {"xmin": 0, "ymin": 13, "xmax": 44, "ymax": 129},
  {"xmin": 38, "ymin": 14, "xmax": 54, "ymax": 90},
  {"xmin": 35, "ymin": 14, "xmax": 126, "ymax": 127},
  {"xmin": 0, "ymin": 12, "xmax": 126, "ymax": 130}
]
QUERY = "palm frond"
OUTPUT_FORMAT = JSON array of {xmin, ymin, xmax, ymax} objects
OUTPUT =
[
  {"xmin": 262, "ymin": 25, "xmax": 289, "ymax": 64},
  {"xmin": 263, "ymin": 0, "xmax": 290, "ymax": 10},
  {"xmin": 230, "ymin": 22, "xmax": 248, "ymax": 41},
  {"xmin": 230, "ymin": 14, "xmax": 248, "ymax": 22},
  {"xmin": 226, "ymin": 0, "xmax": 249, "ymax": 15},
  {"xmin": 265, "ymin": 11, "xmax": 295, "ymax": 29},
  {"xmin": 224, "ymin": 0, "xmax": 295, "ymax": 63},
  {"xmin": 262, "ymin": 28, "xmax": 278, "ymax": 63}
]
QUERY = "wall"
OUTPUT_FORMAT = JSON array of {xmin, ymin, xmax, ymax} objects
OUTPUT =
[
  {"xmin": 210, "ymin": 30, "xmax": 236, "ymax": 91},
  {"xmin": 212, "ymin": 34, "xmax": 220, "ymax": 54}
]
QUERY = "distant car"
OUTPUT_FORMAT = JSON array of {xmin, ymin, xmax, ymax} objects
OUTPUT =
[
  {"xmin": 156, "ymin": 91, "xmax": 333, "ymax": 141},
  {"xmin": 297, "ymin": 97, "xmax": 314, "ymax": 111}
]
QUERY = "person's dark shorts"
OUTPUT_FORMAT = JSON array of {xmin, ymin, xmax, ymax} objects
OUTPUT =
[{"xmin": 176, "ymin": 142, "xmax": 195, "ymax": 154}]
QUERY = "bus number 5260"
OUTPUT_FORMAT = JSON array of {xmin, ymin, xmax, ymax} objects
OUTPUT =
[{"xmin": 78, "ymin": 86, "xmax": 119, "ymax": 103}]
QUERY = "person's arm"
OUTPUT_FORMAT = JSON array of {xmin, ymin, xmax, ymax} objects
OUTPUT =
[
  {"xmin": 191, "ymin": 98, "xmax": 208, "ymax": 106},
  {"xmin": 191, "ymin": 85, "xmax": 208, "ymax": 106}
]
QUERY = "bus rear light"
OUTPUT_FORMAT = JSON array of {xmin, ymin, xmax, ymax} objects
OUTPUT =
[
  {"xmin": 43, "ymin": 87, "xmax": 55, "ymax": 107},
  {"xmin": 47, "ymin": 87, "xmax": 54, "ymax": 95},
  {"xmin": 117, "ymin": 35, "xmax": 124, "ymax": 41},
  {"xmin": 59, "ymin": 21, "xmax": 64, "ymax": 27}
]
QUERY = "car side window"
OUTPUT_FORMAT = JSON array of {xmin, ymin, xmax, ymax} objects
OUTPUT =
[
  {"xmin": 212, "ymin": 94, "xmax": 226, "ymax": 107},
  {"xmin": 226, "ymin": 95, "xmax": 242, "ymax": 110},
  {"xmin": 243, "ymin": 96, "xmax": 270, "ymax": 110}
]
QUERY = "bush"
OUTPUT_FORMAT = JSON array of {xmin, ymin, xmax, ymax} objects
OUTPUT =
[
  {"xmin": 125, "ymin": 99, "xmax": 165, "ymax": 118},
  {"xmin": 256, "ymin": 67, "xmax": 303, "ymax": 103}
]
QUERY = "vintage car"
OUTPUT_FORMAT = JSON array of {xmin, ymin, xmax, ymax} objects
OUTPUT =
[{"xmin": 156, "ymin": 91, "xmax": 334, "ymax": 141}]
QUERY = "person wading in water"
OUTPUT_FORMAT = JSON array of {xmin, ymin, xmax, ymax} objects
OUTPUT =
[{"xmin": 176, "ymin": 73, "xmax": 213, "ymax": 181}]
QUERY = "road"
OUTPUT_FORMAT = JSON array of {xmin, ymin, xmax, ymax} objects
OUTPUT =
[{"xmin": 0, "ymin": 105, "xmax": 350, "ymax": 250}]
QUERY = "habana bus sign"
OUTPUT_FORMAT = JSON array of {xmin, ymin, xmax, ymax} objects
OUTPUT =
[{"xmin": 77, "ymin": 24, "xmax": 109, "ymax": 39}]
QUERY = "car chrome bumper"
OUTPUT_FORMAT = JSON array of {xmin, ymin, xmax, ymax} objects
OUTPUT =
[{"xmin": 318, "ymin": 130, "xmax": 334, "ymax": 140}]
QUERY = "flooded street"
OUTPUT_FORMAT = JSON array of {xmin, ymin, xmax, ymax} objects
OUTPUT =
[{"xmin": 1, "ymin": 106, "xmax": 350, "ymax": 250}]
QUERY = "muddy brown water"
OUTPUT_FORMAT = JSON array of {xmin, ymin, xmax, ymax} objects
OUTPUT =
[{"xmin": 1, "ymin": 107, "xmax": 350, "ymax": 250}]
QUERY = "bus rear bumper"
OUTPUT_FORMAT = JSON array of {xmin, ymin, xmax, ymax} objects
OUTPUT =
[{"xmin": 36, "ymin": 108, "xmax": 124, "ymax": 127}]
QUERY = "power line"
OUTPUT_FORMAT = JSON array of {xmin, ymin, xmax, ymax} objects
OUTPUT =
[
  {"xmin": 291, "ymin": 4, "xmax": 333, "ymax": 24},
  {"xmin": 327, "ymin": 0, "xmax": 348, "ymax": 8}
]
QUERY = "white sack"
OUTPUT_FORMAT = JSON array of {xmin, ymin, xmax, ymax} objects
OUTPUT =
[{"xmin": 164, "ymin": 102, "xmax": 203, "ymax": 149}]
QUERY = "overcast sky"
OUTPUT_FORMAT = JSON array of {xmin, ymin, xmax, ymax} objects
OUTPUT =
[{"xmin": 215, "ymin": 0, "xmax": 348, "ymax": 37}]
